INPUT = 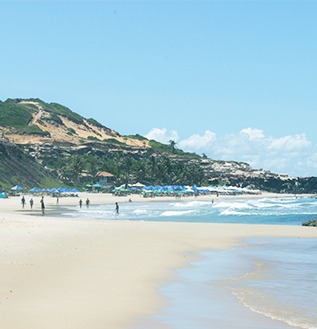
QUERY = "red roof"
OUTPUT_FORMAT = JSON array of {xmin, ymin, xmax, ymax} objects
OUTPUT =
[{"xmin": 97, "ymin": 171, "xmax": 114, "ymax": 177}]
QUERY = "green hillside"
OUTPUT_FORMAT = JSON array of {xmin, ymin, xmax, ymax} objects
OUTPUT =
[{"xmin": 0, "ymin": 141, "xmax": 61, "ymax": 191}]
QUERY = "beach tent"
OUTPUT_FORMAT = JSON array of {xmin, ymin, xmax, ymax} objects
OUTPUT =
[
  {"xmin": 0, "ymin": 192, "xmax": 7, "ymax": 198},
  {"xmin": 11, "ymin": 185, "xmax": 23, "ymax": 191}
]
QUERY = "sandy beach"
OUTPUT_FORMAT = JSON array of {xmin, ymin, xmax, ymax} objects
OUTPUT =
[{"xmin": 0, "ymin": 192, "xmax": 317, "ymax": 329}]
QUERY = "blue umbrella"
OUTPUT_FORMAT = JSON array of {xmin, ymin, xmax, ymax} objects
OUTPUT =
[
  {"xmin": 48, "ymin": 188, "xmax": 59, "ymax": 193},
  {"xmin": 11, "ymin": 185, "xmax": 23, "ymax": 191},
  {"xmin": 29, "ymin": 187, "xmax": 41, "ymax": 193}
]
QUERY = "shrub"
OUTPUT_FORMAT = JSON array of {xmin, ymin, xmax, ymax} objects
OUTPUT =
[{"xmin": 0, "ymin": 101, "xmax": 32, "ymax": 128}]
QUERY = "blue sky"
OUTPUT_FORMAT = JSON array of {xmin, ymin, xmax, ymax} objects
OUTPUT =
[{"xmin": 1, "ymin": 1, "xmax": 317, "ymax": 177}]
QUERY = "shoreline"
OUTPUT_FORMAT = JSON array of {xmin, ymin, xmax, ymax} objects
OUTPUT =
[
  {"xmin": 5, "ymin": 190, "xmax": 314, "ymax": 219},
  {"xmin": 0, "ymin": 193, "xmax": 317, "ymax": 328}
]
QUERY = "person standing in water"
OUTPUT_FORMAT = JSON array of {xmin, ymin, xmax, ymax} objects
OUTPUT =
[
  {"xmin": 21, "ymin": 196, "xmax": 26, "ymax": 208},
  {"xmin": 40, "ymin": 196, "xmax": 45, "ymax": 215},
  {"xmin": 115, "ymin": 202, "xmax": 119, "ymax": 214},
  {"xmin": 29, "ymin": 198, "xmax": 34, "ymax": 209}
]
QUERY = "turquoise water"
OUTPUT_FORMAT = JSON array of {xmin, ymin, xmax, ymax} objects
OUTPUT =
[{"xmin": 64, "ymin": 196, "xmax": 317, "ymax": 225}]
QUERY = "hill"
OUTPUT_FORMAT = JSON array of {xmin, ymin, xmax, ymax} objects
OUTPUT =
[
  {"xmin": 0, "ymin": 140, "xmax": 61, "ymax": 190},
  {"xmin": 0, "ymin": 98, "xmax": 144, "ymax": 146},
  {"xmin": 0, "ymin": 98, "xmax": 317, "ymax": 193}
]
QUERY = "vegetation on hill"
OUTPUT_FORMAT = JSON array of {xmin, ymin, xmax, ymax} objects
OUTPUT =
[
  {"xmin": 47, "ymin": 102, "xmax": 84, "ymax": 124},
  {"xmin": 124, "ymin": 134, "xmax": 148, "ymax": 141},
  {"xmin": 51, "ymin": 153, "xmax": 205, "ymax": 186},
  {"xmin": 103, "ymin": 138, "xmax": 127, "ymax": 146},
  {"xmin": 0, "ymin": 141, "xmax": 61, "ymax": 191},
  {"xmin": 0, "ymin": 100, "xmax": 33, "ymax": 128},
  {"xmin": 0, "ymin": 99, "xmax": 50, "ymax": 136},
  {"xmin": 148, "ymin": 140, "xmax": 201, "ymax": 159},
  {"xmin": 86, "ymin": 118, "xmax": 104, "ymax": 128},
  {"xmin": 0, "ymin": 98, "xmax": 85, "ymax": 131}
]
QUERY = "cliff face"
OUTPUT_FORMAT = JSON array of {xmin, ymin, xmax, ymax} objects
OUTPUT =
[
  {"xmin": 0, "ymin": 141, "xmax": 60, "ymax": 190},
  {"xmin": 0, "ymin": 98, "xmax": 316, "ymax": 192}
]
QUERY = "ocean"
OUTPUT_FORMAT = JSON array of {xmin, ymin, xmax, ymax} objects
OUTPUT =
[
  {"xmin": 63, "ymin": 195, "xmax": 317, "ymax": 225},
  {"xmin": 63, "ymin": 196, "xmax": 317, "ymax": 329}
]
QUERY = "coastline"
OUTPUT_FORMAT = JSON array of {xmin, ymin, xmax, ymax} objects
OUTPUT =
[{"xmin": 0, "ymin": 193, "xmax": 317, "ymax": 329}]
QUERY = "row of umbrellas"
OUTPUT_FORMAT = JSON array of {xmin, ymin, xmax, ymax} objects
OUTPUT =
[
  {"xmin": 10, "ymin": 185, "xmax": 80, "ymax": 193},
  {"xmin": 113, "ymin": 184, "xmax": 261, "ymax": 195}
]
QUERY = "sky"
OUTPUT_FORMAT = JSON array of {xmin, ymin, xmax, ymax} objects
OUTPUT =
[{"xmin": 0, "ymin": 0, "xmax": 317, "ymax": 177}]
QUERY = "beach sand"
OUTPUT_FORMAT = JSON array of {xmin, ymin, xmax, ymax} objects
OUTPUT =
[{"xmin": 0, "ymin": 192, "xmax": 317, "ymax": 329}]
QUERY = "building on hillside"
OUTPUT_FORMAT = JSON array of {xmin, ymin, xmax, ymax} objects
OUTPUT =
[{"xmin": 96, "ymin": 171, "xmax": 114, "ymax": 187}]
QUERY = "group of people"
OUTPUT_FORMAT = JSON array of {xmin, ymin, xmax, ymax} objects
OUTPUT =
[
  {"xmin": 79, "ymin": 198, "xmax": 90, "ymax": 208},
  {"xmin": 21, "ymin": 195, "xmax": 45, "ymax": 215},
  {"xmin": 78, "ymin": 199, "xmax": 120, "ymax": 214},
  {"xmin": 21, "ymin": 195, "xmax": 121, "ymax": 216}
]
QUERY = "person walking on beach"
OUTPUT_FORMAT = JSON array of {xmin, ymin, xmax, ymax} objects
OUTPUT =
[
  {"xmin": 21, "ymin": 196, "xmax": 26, "ymax": 208},
  {"xmin": 115, "ymin": 202, "xmax": 119, "ymax": 214},
  {"xmin": 29, "ymin": 198, "xmax": 34, "ymax": 209},
  {"xmin": 79, "ymin": 199, "xmax": 83, "ymax": 208},
  {"xmin": 86, "ymin": 198, "xmax": 90, "ymax": 208},
  {"xmin": 40, "ymin": 196, "xmax": 45, "ymax": 215}
]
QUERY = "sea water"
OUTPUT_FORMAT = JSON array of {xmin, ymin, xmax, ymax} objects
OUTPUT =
[
  {"xmin": 62, "ymin": 196, "xmax": 317, "ymax": 328},
  {"xmin": 134, "ymin": 238, "xmax": 317, "ymax": 329},
  {"xmin": 63, "ymin": 195, "xmax": 317, "ymax": 225},
  {"xmin": 227, "ymin": 238, "xmax": 317, "ymax": 329}
]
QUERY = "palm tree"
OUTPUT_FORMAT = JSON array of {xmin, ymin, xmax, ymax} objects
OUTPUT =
[
  {"xmin": 85, "ymin": 155, "xmax": 100, "ymax": 180},
  {"xmin": 169, "ymin": 140, "xmax": 176, "ymax": 153}
]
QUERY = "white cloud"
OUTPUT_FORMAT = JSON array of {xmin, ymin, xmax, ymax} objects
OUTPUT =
[
  {"xmin": 268, "ymin": 134, "xmax": 311, "ymax": 152},
  {"xmin": 240, "ymin": 128, "xmax": 265, "ymax": 140},
  {"xmin": 178, "ymin": 130, "xmax": 216, "ymax": 151},
  {"xmin": 146, "ymin": 127, "xmax": 317, "ymax": 177},
  {"xmin": 209, "ymin": 131, "xmax": 314, "ymax": 176},
  {"xmin": 145, "ymin": 128, "xmax": 179, "ymax": 144}
]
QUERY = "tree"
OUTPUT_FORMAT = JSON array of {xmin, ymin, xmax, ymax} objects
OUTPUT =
[
  {"xmin": 85, "ymin": 155, "xmax": 100, "ymax": 180},
  {"xmin": 60, "ymin": 155, "xmax": 85, "ymax": 183},
  {"xmin": 169, "ymin": 140, "xmax": 176, "ymax": 153}
]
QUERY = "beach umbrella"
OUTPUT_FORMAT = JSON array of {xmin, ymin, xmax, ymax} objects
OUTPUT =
[
  {"xmin": 29, "ymin": 187, "xmax": 41, "ymax": 193},
  {"xmin": 48, "ymin": 188, "xmax": 59, "ymax": 193},
  {"xmin": 132, "ymin": 182, "xmax": 145, "ymax": 188},
  {"xmin": 11, "ymin": 185, "xmax": 23, "ymax": 191},
  {"xmin": 145, "ymin": 186, "xmax": 154, "ymax": 190}
]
